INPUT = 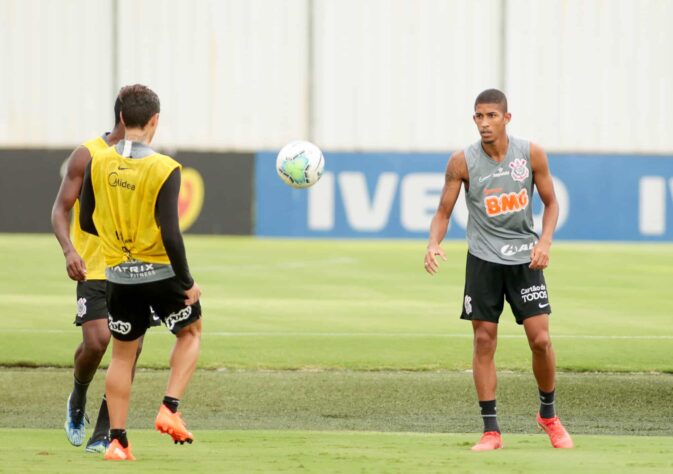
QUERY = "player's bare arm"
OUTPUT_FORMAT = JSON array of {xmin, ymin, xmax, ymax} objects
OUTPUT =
[
  {"xmin": 529, "ymin": 143, "xmax": 559, "ymax": 270},
  {"xmin": 425, "ymin": 151, "xmax": 468, "ymax": 275},
  {"xmin": 51, "ymin": 146, "xmax": 93, "ymax": 281}
]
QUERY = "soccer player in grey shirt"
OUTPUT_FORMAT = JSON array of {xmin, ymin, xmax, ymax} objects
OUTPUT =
[{"xmin": 424, "ymin": 89, "xmax": 573, "ymax": 451}]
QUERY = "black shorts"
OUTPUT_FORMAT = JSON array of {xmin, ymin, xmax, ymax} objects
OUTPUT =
[
  {"xmin": 106, "ymin": 277, "xmax": 201, "ymax": 341},
  {"xmin": 74, "ymin": 280, "xmax": 108, "ymax": 325},
  {"xmin": 74, "ymin": 279, "xmax": 161, "ymax": 329},
  {"xmin": 460, "ymin": 252, "xmax": 551, "ymax": 325}
]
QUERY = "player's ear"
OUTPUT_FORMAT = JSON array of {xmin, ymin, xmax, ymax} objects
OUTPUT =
[
  {"xmin": 119, "ymin": 112, "xmax": 126, "ymax": 127},
  {"xmin": 504, "ymin": 112, "xmax": 511, "ymax": 124}
]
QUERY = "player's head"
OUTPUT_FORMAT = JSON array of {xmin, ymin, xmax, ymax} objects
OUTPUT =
[
  {"xmin": 473, "ymin": 88, "xmax": 511, "ymax": 144},
  {"xmin": 118, "ymin": 84, "xmax": 161, "ymax": 139},
  {"xmin": 474, "ymin": 89, "xmax": 508, "ymax": 113}
]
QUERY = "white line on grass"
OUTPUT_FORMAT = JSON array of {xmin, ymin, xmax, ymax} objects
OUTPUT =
[
  {"xmin": 2, "ymin": 329, "xmax": 673, "ymax": 339},
  {"xmin": 203, "ymin": 333, "xmax": 673, "ymax": 339}
]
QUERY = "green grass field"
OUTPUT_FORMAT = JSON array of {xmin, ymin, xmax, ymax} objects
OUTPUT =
[
  {"xmin": 3, "ymin": 429, "xmax": 672, "ymax": 474},
  {"xmin": 1, "ymin": 234, "xmax": 672, "ymax": 472}
]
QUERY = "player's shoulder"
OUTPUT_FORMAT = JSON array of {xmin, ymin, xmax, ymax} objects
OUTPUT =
[
  {"xmin": 510, "ymin": 138, "xmax": 549, "ymax": 173},
  {"xmin": 463, "ymin": 140, "xmax": 478, "ymax": 158},
  {"xmin": 153, "ymin": 150, "xmax": 175, "ymax": 159},
  {"xmin": 70, "ymin": 145, "xmax": 93, "ymax": 161},
  {"xmin": 506, "ymin": 135, "xmax": 529, "ymax": 154},
  {"xmin": 448, "ymin": 149, "xmax": 466, "ymax": 166},
  {"xmin": 89, "ymin": 144, "xmax": 116, "ymax": 166},
  {"xmin": 446, "ymin": 150, "xmax": 468, "ymax": 180},
  {"xmin": 154, "ymin": 151, "xmax": 179, "ymax": 164},
  {"xmin": 78, "ymin": 135, "xmax": 112, "ymax": 162},
  {"xmin": 150, "ymin": 151, "xmax": 182, "ymax": 173},
  {"xmin": 450, "ymin": 148, "xmax": 465, "ymax": 159},
  {"xmin": 509, "ymin": 136, "xmax": 545, "ymax": 158},
  {"xmin": 65, "ymin": 143, "xmax": 97, "ymax": 175},
  {"xmin": 528, "ymin": 141, "xmax": 546, "ymax": 157},
  {"xmin": 81, "ymin": 135, "xmax": 107, "ymax": 150}
]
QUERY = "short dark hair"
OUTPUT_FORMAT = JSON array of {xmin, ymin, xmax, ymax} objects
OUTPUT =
[
  {"xmin": 118, "ymin": 84, "xmax": 161, "ymax": 128},
  {"xmin": 474, "ymin": 88, "xmax": 508, "ymax": 112},
  {"xmin": 114, "ymin": 95, "xmax": 122, "ymax": 126}
]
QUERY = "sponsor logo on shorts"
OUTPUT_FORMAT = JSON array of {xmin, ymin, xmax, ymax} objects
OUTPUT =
[
  {"xmin": 509, "ymin": 158, "xmax": 529, "ymax": 182},
  {"xmin": 76, "ymin": 298, "xmax": 87, "ymax": 318},
  {"xmin": 484, "ymin": 188, "xmax": 529, "ymax": 217},
  {"xmin": 165, "ymin": 306, "xmax": 193, "ymax": 330},
  {"xmin": 520, "ymin": 284, "xmax": 548, "ymax": 303},
  {"xmin": 500, "ymin": 241, "xmax": 537, "ymax": 256},
  {"xmin": 464, "ymin": 295, "xmax": 473, "ymax": 315},
  {"xmin": 108, "ymin": 314, "xmax": 132, "ymax": 335}
]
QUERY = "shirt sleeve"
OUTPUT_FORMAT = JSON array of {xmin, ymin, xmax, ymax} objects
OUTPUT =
[
  {"xmin": 156, "ymin": 167, "xmax": 194, "ymax": 290},
  {"xmin": 79, "ymin": 161, "xmax": 98, "ymax": 235}
]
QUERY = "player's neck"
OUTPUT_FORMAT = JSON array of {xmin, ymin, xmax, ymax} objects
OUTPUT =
[
  {"xmin": 124, "ymin": 128, "xmax": 152, "ymax": 145},
  {"xmin": 480, "ymin": 135, "xmax": 509, "ymax": 162},
  {"xmin": 107, "ymin": 125, "xmax": 125, "ymax": 146}
]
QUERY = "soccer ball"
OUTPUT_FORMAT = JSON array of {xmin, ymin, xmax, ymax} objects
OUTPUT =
[{"xmin": 276, "ymin": 140, "xmax": 325, "ymax": 188}]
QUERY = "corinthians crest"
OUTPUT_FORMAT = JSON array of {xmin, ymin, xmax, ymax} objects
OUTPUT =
[{"xmin": 509, "ymin": 158, "xmax": 529, "ymax": 182}]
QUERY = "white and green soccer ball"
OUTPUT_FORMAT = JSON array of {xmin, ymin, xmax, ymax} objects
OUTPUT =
[{"xmin": 276, "ymin": 140, "xmax": 325, "ymax": 189}]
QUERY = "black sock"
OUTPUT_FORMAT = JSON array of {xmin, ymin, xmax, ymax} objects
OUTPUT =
[
  {"xmin": 479, "ymin": 400, "xmax": 500, "ymax": 433},
  {"xmin": 163, "ymin": 396, "xmax": 180, "ymax": 413},
  {"xmin": 91, "ymin": 396, "xmax": 110, "ymax": 440},
  {"xmin": 539, "ymin": 388, "xmax": 556, "ymax": 419},
  {"xmin": 71, "ymin": 376, "xmax": 90, "ymax": 410},
  {"xmin": 109, "ymin": 429, "xmax": 129, "ymax": 448}
]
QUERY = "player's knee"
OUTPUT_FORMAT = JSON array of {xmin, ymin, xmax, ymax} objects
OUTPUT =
[
  {"xmin": 528, "ymin": 334, "xmax": 552, "ymax": 354},
  {"xmin": 84, "ymin": 332, "xmax": 111, "ymax": 358},
  {"xmin": 177, "ymin": 319, "xmax": 202, "ymax": 339},
  {"xmin": 473, "ymin": 331, "xmax": 497, "ymax": 354}
]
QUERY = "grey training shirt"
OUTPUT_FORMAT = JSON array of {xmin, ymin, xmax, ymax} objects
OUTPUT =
[{"xmin": 464, "ymin": 136, "xmax": 539, "ymax": 265}]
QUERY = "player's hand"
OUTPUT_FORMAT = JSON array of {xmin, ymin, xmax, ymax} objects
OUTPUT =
[
  {"xmin": 184, "ymin": 282, "xmax": 202, "ymax": 306},
  {"xmin": 64, "ymin": 249, "xmax": 87, "ymax": 281},
  {"xmin": 424, "ymin": 244, "xmax": 447, "ymax": 275},
  {"xmin": 529, "ymin": 240, "xmax": 551, "ymax": 270}
]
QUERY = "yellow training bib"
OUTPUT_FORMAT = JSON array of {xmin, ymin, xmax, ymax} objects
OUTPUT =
[
  {"xmin": 90, "ymin": 145, "xmax": 180, "ymax": 268},
  {"xmin": 71, "ymin": 136, "xmax": 109, "ymax": 280}
]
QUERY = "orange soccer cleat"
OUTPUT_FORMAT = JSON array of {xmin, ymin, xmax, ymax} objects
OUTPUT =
[
  {"xmin": 155, "ymin": 404, "xmax": 194, "ymax": 444},
  {"xmin": 103, "ymin": 439, "xmax": 136, "ymax": 461},
  {"xmin": 537, "ymin": 413, "xmax": 574, "ymax": 448},
  {"xmin": 471, "ymin": 431, "xmax": 503, "ymax": 451}
]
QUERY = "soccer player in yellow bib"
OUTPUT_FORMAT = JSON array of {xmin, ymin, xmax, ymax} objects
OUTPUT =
[
  {"xmin": 79, "ymin": 84, "xmax": 202, "ymax": 461},
  {"xmin": 52, "ymin": 96, "xmax": 153, "ymax": 453}
]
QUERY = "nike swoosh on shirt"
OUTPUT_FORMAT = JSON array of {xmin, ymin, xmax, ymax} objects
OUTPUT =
[{"xmin": 538, "ymin": 303, "xmax": 550, "ymax": 308}]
